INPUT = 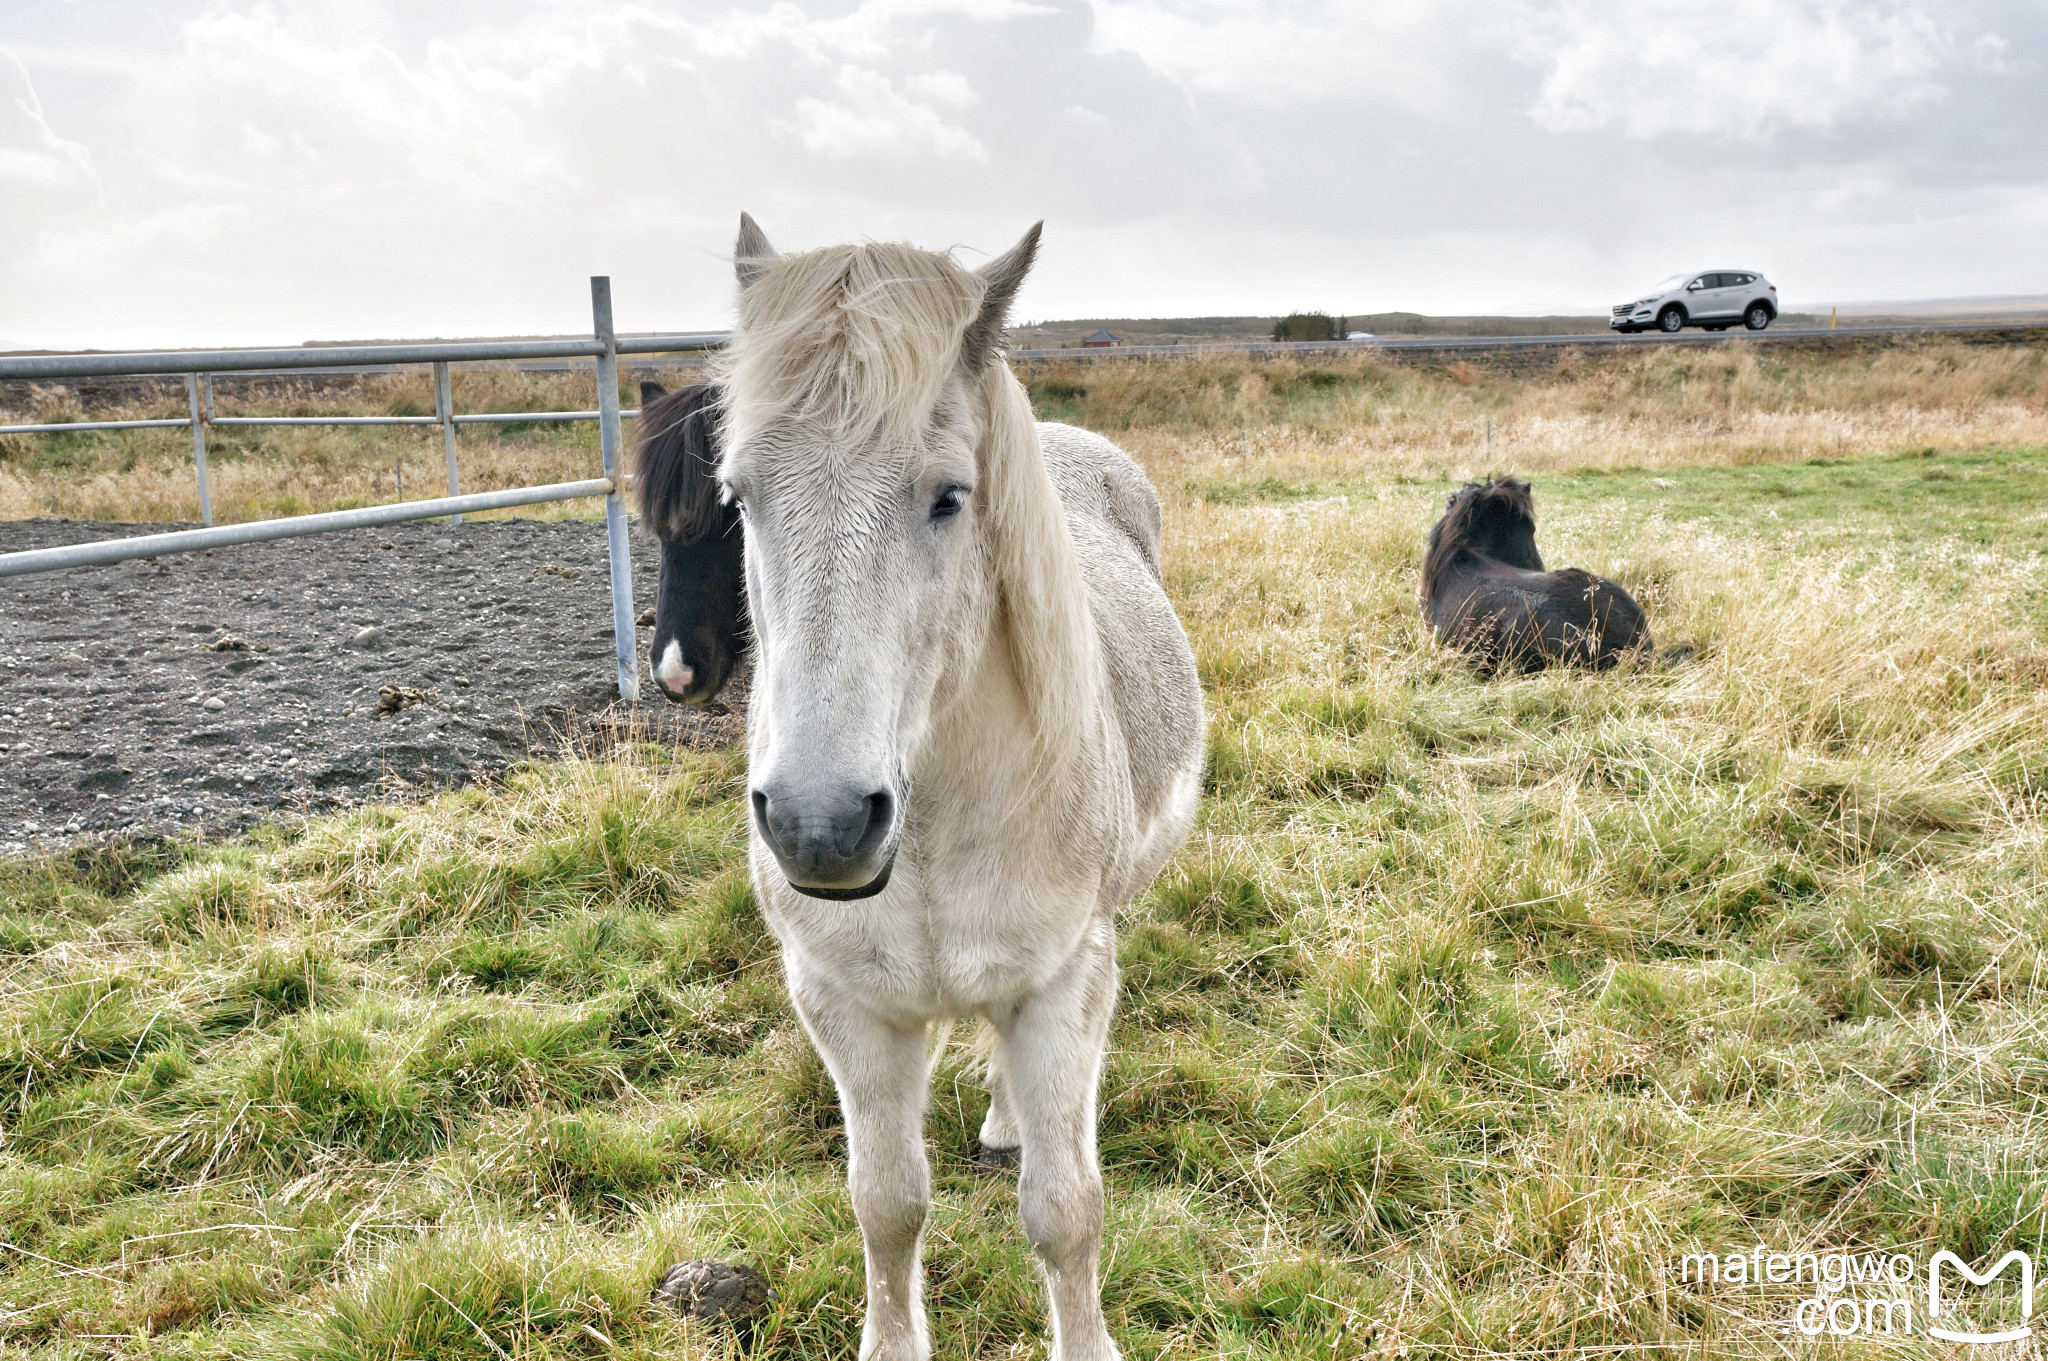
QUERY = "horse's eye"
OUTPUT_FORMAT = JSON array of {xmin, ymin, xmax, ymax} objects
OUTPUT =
[{"xmin": 930, "ymin": 487, "xmax": 967, "ymax": 522}]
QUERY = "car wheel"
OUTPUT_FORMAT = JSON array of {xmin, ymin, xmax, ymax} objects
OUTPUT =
[
  {"xmin": 1658, "ymin": 306, "xmax": 1684, "ymax": 333},
  {"xmin": 1744, "ymin": 303, "xmax": 1771, "ymax": 331}
]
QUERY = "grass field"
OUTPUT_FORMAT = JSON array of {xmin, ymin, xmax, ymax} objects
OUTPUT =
[
  {"xmin": 5, "ymin": 334, "xmax": 2046, "ymax": 523},
  {"xmin": 2, "ymin": 340, "xmax": 2047, "ymax": 1357}
]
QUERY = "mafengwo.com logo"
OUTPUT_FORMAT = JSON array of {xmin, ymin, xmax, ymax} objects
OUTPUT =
[{"xmin": 1678, "ymin": 1246, "xmax": 2033, "ymax": 1341}]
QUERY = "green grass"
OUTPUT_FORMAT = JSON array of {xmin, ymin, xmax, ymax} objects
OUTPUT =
[
  {"xmin": 1186, "ymin": 444, "xmax": 2048, "ymax": 550},
  {"xmin": 1530, "ymin": 445, "xmax": 2048, "ymax": 553},
  {"xmin": 3, "ymin": 443, "xmax": 2046, "ymax": 1356}
]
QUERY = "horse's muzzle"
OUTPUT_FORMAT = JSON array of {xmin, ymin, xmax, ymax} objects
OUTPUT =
[
  {"xmin": 750, "ymin": 781, "xmax": 898, "ymax": 899},
  {"xmin": 652, "ymin": 636, "xmax": 733, "ymax": 706}
]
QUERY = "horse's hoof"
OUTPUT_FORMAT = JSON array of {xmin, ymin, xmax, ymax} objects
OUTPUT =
[
  {"xmin": 974, "ymin": 1141, "xmax": 1021, "ymax": 1173},
  {"xmin": 653, "ymin": 1260, "xmax": 774, "ymax": 1324}
]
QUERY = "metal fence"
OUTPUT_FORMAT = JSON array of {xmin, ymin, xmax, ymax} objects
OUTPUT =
[{"xmin": 0, "ymin": 278, "xmax": 723, "ymax": 703}]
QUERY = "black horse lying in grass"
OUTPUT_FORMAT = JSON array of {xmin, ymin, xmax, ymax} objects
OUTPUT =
[
  {"xmin": 1420, "ymin": 476, "xmax": 1653, "ymax": 673},
  {"xmin": 633, "ymin": 380, "xmax": 747, "ymax": 704}
]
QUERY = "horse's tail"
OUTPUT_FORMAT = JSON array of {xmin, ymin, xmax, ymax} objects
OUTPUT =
[{"xmin": 926, "ymin": 1018, "xmax": 957, "ymax": 1069}]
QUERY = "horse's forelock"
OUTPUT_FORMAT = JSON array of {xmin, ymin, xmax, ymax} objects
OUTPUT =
[
  {"xmin": 1477, "ymin": 476, "xmax": 1536, "ymax": 527},
  {"xmin": 632, "ymin": 382, "xmax": 727, "ymax": 543},
  {"xmin": 1422, "ymin": 477, "xmax": 1536, "ymax": 600},
  {"xmin": 715, "ymin": 241, "xmax": 986, "ymax": 456}
]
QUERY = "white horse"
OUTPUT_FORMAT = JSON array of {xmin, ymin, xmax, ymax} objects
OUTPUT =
[{"xmin": 713, "ymin": 215, "xmax": 1205, "ymax": 1361}]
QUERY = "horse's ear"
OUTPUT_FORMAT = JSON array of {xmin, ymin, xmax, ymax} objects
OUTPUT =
[
  {"xmin": 735, "ymin": 212, "xmax": 776, "ymax": 292},
  {"xmin": 640, "ymin": 381, "xmax": 667, "ymax": 405},
  {"xmin": 962, "ymin": 222, "xmax": 1042, "ymax": 368}
]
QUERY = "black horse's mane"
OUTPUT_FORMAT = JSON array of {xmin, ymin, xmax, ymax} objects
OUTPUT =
[
  {"xmin": 632, "ymin": 380, "xmax": 727, "ymax": 544},
  {"xmin": 1420, "ymin": 476, "xmax": 1538, "ymax": 602}
]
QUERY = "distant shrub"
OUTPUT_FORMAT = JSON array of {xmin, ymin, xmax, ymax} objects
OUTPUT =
[{"xmin": 1272, "ymin": 312, "xmax": 1340, "ymax": 342}]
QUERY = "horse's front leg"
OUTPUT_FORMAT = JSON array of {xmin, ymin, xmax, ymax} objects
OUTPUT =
[
  {"xmin": 789, "ymin": 976, "xmax": 935, "ymax": 1361},
  {"xmin": 994, "ymin": 918, "xmax": 1121, "ymax": 1361}
]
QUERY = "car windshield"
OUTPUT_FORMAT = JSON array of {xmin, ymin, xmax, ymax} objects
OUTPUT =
[{"xmin": 1648, "ymin": 274, "xmax": 1687, "ymax": 293}]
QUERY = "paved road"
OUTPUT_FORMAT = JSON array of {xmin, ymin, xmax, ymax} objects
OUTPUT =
[
  {"xmin": 504, "ymin": 319, "xmax": 2048, "ymax": 370},
  {"xmin": 1008, "ymin": 318, "xmax": 2048, "ymax": 362},
  {"xmin": 468, "ymin": 318, "xmax": 2048, "ymax": 371}
]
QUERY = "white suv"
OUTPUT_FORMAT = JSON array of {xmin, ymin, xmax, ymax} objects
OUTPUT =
[{"xmin": 1612, "ymin": 271, "xmax": 1778, "ymax": 333}]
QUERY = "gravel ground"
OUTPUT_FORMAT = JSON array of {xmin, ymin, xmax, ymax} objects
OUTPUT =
[{"xmin": 0, "ymin": 517, "xmax": 744, "ymax": 853}]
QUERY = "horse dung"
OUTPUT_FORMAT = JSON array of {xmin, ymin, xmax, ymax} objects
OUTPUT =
[{"xmin": 652, "ymin": 1260, "xmax": 774, "ymax": 1324}]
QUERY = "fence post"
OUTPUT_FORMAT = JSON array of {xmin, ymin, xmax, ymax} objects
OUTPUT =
[
  {"xmin": 591, "ymin": 276, "xmax": 640, "ymax": 703},
  {"xmin": 434, "ymin": 360, "xmax": 461, "ymax": 523},
  {"xmin": 186, "ymin": 374, "xmax": 213, "ymax": 526}
]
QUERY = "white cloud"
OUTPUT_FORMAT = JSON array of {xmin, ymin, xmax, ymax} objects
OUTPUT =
[
  {"xmin": 0, "ymin": 0, "xmax": 2043, "ymax": 348},
  {"xmin": 906, "ymin": 69, "xmax": 978, "ymax": 106},
  {"xmin": 0, "ymin": 49, "xmax": 99, "ymax": 255},
  {"xmin": 780, "ymin": 67, "xmax": 988, "ymax": 159},
  {"xmin": 1516, "ymin": 0, "xmax": 1966, "ymax": 141},
  {"xmin": 1086, "ymin": 0, "xmax": 1469, "ymax": 103}
]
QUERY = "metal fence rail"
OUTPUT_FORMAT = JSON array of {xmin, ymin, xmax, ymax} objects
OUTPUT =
[
  {"xmin": 0, "ymin": 279, "xmax": 725, "ymax": 703},
  {"xmin": 4, "ymin": 409, "xmax": 657, "ymax": 435},
  {"xmin": 0, "ymin": 479, "xmax": 619, "ymax": 577}
]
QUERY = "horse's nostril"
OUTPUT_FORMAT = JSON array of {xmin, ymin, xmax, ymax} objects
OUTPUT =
[
  {"xmin": 828, "ymin": 788, "xmax": 895, "ymax": 861},
  {"xmin": 860, "ymin": 790, "xmax": 894, "ymax": 846}
]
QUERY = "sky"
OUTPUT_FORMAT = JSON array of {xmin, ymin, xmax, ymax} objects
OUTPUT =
[{"xmin": 4, "ymin": 0, "xmax": 2046, "ymax": 349}]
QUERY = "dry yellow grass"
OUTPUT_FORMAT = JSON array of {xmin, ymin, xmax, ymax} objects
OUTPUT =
[
  {"xmin": 1082, "ymin": 338, "xmax": 2048, "ymax": 485},
  {"xmin": 3, "ymin": 337, "xmax": 2044, "ymax": 524},
  {"xmin": 0, "ymin": 365, "xmax": 704, "ymax": 524}
]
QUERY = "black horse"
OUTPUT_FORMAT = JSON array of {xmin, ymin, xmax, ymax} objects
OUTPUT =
[
  {"xmin": 632, "ymin": 380, "xmax": 747, "ymax": 704},
  {"xmin": 1420, "ymin": 476, "xmax": 1652, "ymax": 673}
]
